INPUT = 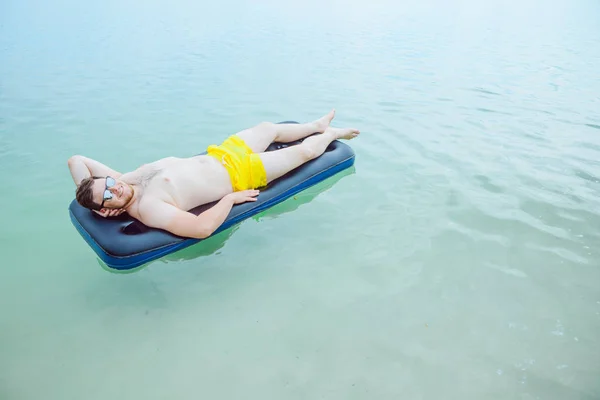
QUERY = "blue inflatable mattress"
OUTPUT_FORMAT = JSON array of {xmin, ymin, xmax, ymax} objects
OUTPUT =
[{"xmin": 69, "ymin": 124, "xmax": 355, "ymax": 271}]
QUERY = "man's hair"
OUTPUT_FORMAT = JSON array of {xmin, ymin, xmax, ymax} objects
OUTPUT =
[{"xmin": 76, "ymin": 176, "xmax": 102, "ymax": 210}]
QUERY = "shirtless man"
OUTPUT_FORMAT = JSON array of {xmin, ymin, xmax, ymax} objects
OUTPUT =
[{"xmin": 68, "ymin": 110, "xmax": 359, "ymax": 239}]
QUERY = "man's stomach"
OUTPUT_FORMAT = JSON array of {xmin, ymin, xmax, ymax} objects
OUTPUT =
[{"xmin": 152, "ymin": 156, "xmax": 234, "ymax": 211}]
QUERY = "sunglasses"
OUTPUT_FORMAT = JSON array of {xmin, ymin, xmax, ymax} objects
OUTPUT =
[{"xmin": 100, "ymin": 176, "xmax": 116, "ymax": 209}]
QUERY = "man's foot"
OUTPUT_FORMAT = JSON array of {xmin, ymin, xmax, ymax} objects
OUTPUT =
[
  {"xmin": 327, "ymin": 126, "xmax": 360, "ymax": 140},
  {"xmin": 314, "ymin": 109, "xmax": 336, "ymax": 133}
]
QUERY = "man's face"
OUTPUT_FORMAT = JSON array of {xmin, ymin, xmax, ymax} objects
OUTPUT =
[{"xmin": 92, "ymin": 176, "xmax": 133, "ymax": 210}]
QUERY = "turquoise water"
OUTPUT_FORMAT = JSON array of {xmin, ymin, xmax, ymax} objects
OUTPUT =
[{"xmin": 2, "ymin": 0, "xmax": 600, "ymax": 398}]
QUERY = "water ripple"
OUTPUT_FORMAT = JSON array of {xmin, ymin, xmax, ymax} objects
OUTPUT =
[{"xmin": 2, "ymin": 0, "xmax": 600, "ymax": 398}]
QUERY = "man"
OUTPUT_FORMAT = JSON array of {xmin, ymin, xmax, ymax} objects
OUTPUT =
[{"xmin": 68, "ymin": 110, "xmax": 359, "ymax": 239}]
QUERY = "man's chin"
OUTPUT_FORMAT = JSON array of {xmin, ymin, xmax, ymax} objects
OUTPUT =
[{"xmin": 121, "ymin": 194, "xmax": 134, "ymax": 209}]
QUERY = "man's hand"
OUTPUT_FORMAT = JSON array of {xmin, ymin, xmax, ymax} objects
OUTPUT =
[
  {"xmin": 225, "ymin": 190, "xmax": 260, "ymax": 204},
  {"xmin": 93, "ymin": 208, "xmax": 127, "ymax": 218}
]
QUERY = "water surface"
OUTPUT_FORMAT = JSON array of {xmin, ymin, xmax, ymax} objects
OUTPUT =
[{"xmin": 1, "ymin": 0, "xmax": 599, "ymax": 398}]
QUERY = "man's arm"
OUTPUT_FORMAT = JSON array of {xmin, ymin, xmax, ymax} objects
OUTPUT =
[
  {"xmin": 140, "ymin": 190, "xmax": 260, "ymax": 239},
  {"xmin": 67, "ymin": 155, "xmax": 122, "ymax": 186}
]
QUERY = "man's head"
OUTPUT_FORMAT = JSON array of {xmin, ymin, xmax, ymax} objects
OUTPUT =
[{"xmin": 75, "ymin": 176, "xmax": 134, "ymax": 211}]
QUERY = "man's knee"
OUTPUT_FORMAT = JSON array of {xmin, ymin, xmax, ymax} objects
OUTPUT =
[
  {"xmin": 254, "ymin": 121, "xmax": 277, "ymax": 137},
  {"xmin": 299, "ymin": 143, "xmax": 317, "ymax": 161}
]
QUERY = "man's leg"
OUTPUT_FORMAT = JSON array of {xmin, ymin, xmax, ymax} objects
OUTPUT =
[
  {"xmin": 258, "ymin": 126, "xmax": 360, "ymax": 183},
  {"xmin": 236, "ymin": 109, "xmax": 336, "ymax": 153}
]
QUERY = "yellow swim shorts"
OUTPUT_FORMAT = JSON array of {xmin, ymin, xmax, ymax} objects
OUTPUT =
[{"xmin": 206, "ymin": 135, "xmax": 267, "ymax": 191}]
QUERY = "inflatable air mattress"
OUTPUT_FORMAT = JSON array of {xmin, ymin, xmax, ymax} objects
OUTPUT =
[{"xmin": 69, "ymin": 122, "xmax": 355, "ymax": 271}]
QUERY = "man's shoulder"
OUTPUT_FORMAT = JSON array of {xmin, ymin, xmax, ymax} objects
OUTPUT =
[
  {"xmin": 136, "ymin": 198, "xmax": 181, "ymax": 228},
  {"xmin": 136, "ymin": 196, "xmax": 165, "ymax": 217}
]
